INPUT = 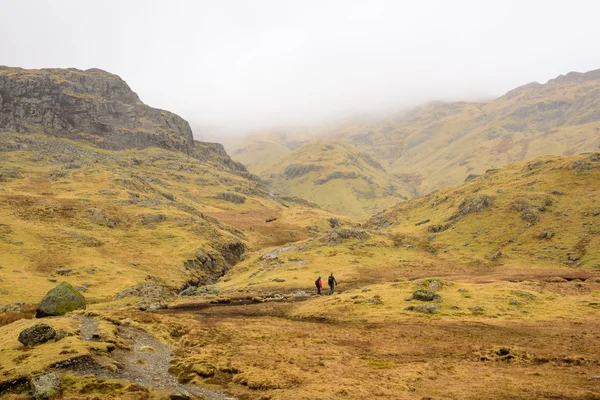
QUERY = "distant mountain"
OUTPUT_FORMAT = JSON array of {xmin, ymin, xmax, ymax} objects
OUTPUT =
[
  {"xmin": 232, "ymin": 68, "xmax": 600, "ymax": 204},
  {"xmin": 240, "ymin": 141, "xmax": 413, "ymax": 218}
]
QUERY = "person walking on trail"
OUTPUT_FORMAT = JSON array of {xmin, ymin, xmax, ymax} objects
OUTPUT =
[
  {"xmin": 315, "ymin": 276, "xmax": 323, "ymax": 295},
  {"xmin": 328, "ymin": 273, "xmax": 338, "ymax": 295}
]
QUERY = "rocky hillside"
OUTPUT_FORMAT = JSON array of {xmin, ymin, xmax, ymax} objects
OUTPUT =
[
  {"xmin": 0, "ymin": 68, "xmax": 343, "ymax": 305},
  {"xmin": 0, "ymin": 132, "xmax": 341, "ymax": 305},
  {"xmin": 232, "ymin": 68, "xmax": 600, "ymax": 200},
  {"xmin": 367, "ymin": 152, "xmax": 600, "ymax": 269},
  {"xmin": 244, "ymin": 141, "xmax": 413, "ymax": 218},
  {"xmin": 0, "ymin": 66, "xmax": 248, "ymax": 174}
]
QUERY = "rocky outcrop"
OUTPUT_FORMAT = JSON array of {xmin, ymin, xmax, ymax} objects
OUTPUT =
[
  {"xmin": 0, "ymin": 67, "xmax": 249, "ymax": 173},
  {"xmin": 216, "ymin": 192, "xmax": 246, "ymax": 204},
  {"xmin": 0, "ymin": 67, "xmax": 194, "ymax": 153},
  {"xmin": 36, "ymin": 282, "xmax": 86, "ymax": 317}
]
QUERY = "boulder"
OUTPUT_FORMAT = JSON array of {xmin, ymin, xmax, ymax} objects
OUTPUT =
[
  {"xmin": 405, "ymin": 304, "xmax": 440, "ymax": 314},
  {"xmin": 30, "ymin": 372, "xmax": 61, "ymax": 400},
  {"xmin": 412, "ymin": 290, "xmax": 441, "ymax": 302},
  {"xmin": 18, "ymin": 324, "xmax": 56, "ymax": 346},
  {"xmin": 36, "ymin": 282, "xmax": 86, "ymax": 318}
]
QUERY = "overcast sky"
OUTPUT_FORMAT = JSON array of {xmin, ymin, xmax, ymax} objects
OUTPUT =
[{"xmin": 2, "ymin": 0, "xmax": 600, "ymax": 134}]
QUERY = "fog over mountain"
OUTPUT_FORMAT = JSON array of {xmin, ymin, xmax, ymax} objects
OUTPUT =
[{"xmin": 2, "ymin": 0, "xmax": 600, "ymax": 134}]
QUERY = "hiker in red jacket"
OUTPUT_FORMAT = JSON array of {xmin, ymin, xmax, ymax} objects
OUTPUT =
[{"xmin": 315, "ymin": 276, "xmax": 323, "ymax": 295}]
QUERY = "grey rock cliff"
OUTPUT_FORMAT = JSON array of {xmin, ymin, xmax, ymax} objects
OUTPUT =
[{"xmin": 0, "ymin": 66, "xmax": 193, "ymax": 154}]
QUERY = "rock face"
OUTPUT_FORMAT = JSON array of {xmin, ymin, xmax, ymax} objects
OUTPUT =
[
  {"xmin": 36, "ymin": 282, "xmax": 86, "ymax": 317},
  {"xmin": 0, "ymin": 67, "xmax": 248, "ymax": 173},
  {"xmin": 30, "ymin": 372, "xmax": 61, "ymax": 400},
  {"xmin": 0, "ymin": 67, "xmax": 194, "ymax": 154},
  {"xmin": 18, "ymin": 324, "xmax": 56, "ymax": 346}
]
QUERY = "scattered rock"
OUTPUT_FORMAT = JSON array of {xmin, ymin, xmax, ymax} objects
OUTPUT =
[
  {"xmin": 521, "ymin": 209, "xmax": 540, "ymax": 224},
  {"xmin": 571, "ymin": 159, "xmax": 593, "ymax": 175},
  {"xmin": 328, "ymin": 218, "xmax": 340, "ymax": 228},
  {"xmin": 415, "ymin": 219, "xmax": 430, "ymax": 226},
  {"xmin": 511, "ymin": 290, "xmax": 536, "ymax": 301},
  {"xmin": 551, "ymin": 190, "xmax": 563, "ymax": 195},
  {"xmin": 55, "ymin": 268, "xmax": 73, "ymax": 276},
  {"xmin": 18, "ymin": 324, "xmax": 56, "ymax": 346},
  {"xmin": 272, "ymin": 278, "xmax": 286, "ymax": 282},
  {"xmin": 546, "ymin": 277, "xmax": 568, "ymax": 283},
  {"xmin": 449, "ymin": 195, "xmax": 494, "ymax": 220},
  {"xmin": 411, "ymin": 290, "xmax": 441, "ymax": 302},
  {"xmin": 428, "ymin": 224, "xmax": 449, "ymax": 233},
  {"xmin": 36, "ymin": 282, "xmax": 86, "ymax": 317},
  {"xmin": 405, "ymin": 304, "xmax": 440, "ymax": 314},
  {"xmin": 470, "ymin": 306, "xmax": 485, "ymax": 313},
  {"xmin": 74, "ymin": 286, "xmax": 88, "ymax": 293},
  {"xmin": 30, "ymin": 372, "xmax": 61, "ymax": 400},
  {"xmin": 362, "ymin": 288, "xmax": 371, "ymax": 293},
  {"xmin": 464, "ymin": 173, "xmax": 481, "ymax": 183},
  {"xmin": 538, "ymin": 231, "xmax": 554, "ymax": 239},
  {"xmin": 216, "ymin": 192, "xmax": 245, "ymax": 204},
  {"xmin": 47, "ymin": 278, "xmax": 57, "ymax": 283},
  {"xmin": 54, "ymin": 330, "xmax": 74, "ymax": 341},
  {"xmin": 141, "ymin": 214, "xmax": 167, "ymax": 225},
  {"xmin": 324, "ymin": 228, "xmax": 370, "ymax": 245},
  {"xmin": 170, "ymin": 388, "xmax": 193, "ymax": 400}
]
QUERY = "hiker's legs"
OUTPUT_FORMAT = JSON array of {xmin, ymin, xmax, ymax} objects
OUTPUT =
[
  {"xmin": 329, "ymin": 285, "xmax": 334, "ymax": 295},
  {"xmin": 317, "ymin": 287, "xmax": 321, "ymax": 295}
]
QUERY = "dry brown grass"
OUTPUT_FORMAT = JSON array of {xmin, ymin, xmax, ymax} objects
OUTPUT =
[
  {"xmin": 0, "ymin": 305, "xmax": 36, "ymax": 327},
  {"xmin": 148, "ymin": 296, "xmax": 600, "ymax": 400}
]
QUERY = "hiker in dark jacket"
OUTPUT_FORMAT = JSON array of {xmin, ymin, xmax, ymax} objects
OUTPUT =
[
  {"xmin": 328, "ymin": 273, "xmax": 338, "ymax": 295},
  {"xmin": 315, "ymin": 276, "xmax": 323, "ymax": 295}
]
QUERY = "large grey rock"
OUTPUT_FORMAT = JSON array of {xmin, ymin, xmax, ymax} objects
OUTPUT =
[
  {"xmin": 411, "ymin": 290, "xmax": 441, "ymax": 302},
  {"xmin": 18, "ymin": 324, "xmax": 56, "ymax": 346},
  {"xmin": 30, "ymin": 372, "xmax": 61, "ymax": 399},
  {"xmin": 36, "ymin": 282, "xmax": 86, "ymax": 317}
]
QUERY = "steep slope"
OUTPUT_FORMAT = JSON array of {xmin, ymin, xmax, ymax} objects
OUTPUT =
[
  {"xmin": 232, "ymin": 68, "xmax": 600, "ymax": 200},
  {"xmin": 0, "ymin": 66, "xmax": 200, "ymax": 154},
  {"xmin": 0, "ymin": 67, "xmax": 342, "ymax": 305},
  {"xmin": 249, "ymin": 141, "xmax": 413, "ymax": 218},
  {"xmin": 367, "ymin": 152, "xmax": 600, "ymax": 269},
  {"xmin": 0, "ymin": 132, "xmax": 340, "ymax": 304}
]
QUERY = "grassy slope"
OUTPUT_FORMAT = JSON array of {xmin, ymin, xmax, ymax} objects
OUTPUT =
[
  {"xmin": 236, "ymin": 141, "xmax": 413, "ymax": 218},
  {"xmin": 0, "ymin": 133, "xmax": 340, "ymax": 305}
]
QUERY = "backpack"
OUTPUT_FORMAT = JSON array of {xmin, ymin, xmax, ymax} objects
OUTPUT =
[
  {"xmin": 315, "ymin": 278, "xmax": 320, "ymax": 287},
  {"xmin": 328, "ymin": 276, "xmax": 334, "ymax": 286}
]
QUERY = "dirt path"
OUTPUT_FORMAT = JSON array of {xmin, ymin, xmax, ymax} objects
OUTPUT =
[{"xmin": 76, "ymin": 317, "xmax": 238, "ymax": 400}]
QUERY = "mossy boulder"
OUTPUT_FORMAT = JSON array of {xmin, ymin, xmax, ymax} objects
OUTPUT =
[
  {"xmin": 18, "ymin": 323, "xmax": 56, "ymax": 346},
  {"xmin": 30, "ymin": 372, "xmax": 61, "ymax": 400},
  {"xmin": 36, "ymin": 282, "xmax": 86, "ymax": 317},
  {"xmin": 411, "ymin": 290, "xmax": 441, "ymax": 302}
]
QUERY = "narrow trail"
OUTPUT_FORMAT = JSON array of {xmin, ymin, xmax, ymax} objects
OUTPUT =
[{"xmin": 75, "ymin": 317, "xmax": 238, "ymax": 400}]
